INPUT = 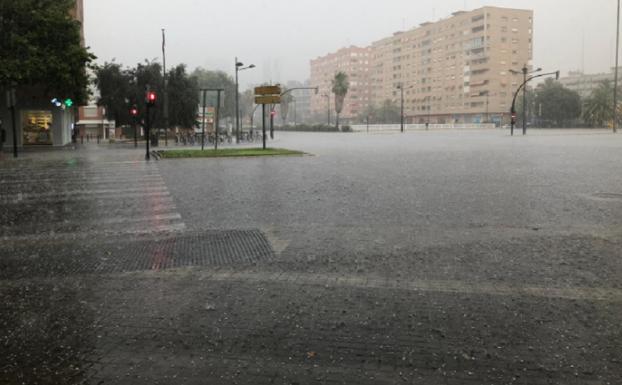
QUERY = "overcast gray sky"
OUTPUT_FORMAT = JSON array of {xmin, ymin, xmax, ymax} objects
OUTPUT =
[{"xmin": 85, "ymin": 0, "xmax": 618, "ymax": 89}]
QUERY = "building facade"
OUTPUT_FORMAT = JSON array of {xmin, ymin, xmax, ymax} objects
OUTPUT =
[
  {"xmin": 558, "ymin": 69, "xmax": 620, "ymax": 99},
  {"xmin": 1, "ymin": 0, "xmax": 85, "ymax": 150},
  {"xmin": 310, "ymin": 6, "xmax": 533, "ymax": 125},
  {"xmin": 310, "ymin": 46, "xmax": 372, "ymax": 123}
]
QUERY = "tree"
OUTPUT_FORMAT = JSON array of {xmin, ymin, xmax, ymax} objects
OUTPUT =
[
  {"xmin": 167, "ymin": 64, "xmax": 199, "ymax": 128},
  {"xmin": 534, "ymin": 78, "xmax": 581, "ymax": 127},
  {"xmin": 279, "ymin": 88, "xmax": 294, "ymax": 126},
  {"xmin": 93, "ymin": 62, "xmax": 133, "ymax": 126},
  {"xmin": 358, "ymin": 100, "xmax": 401, "ymax": 124},
  {"xmin": 0, "ymin": 0, "xmax": 95, "ymax": 104},
  {"xmin": 95, "ymin": 60, "xmax": 198, "ymax": 129},
  {"xmin": 331, "ymin": 72, "xmax": 349, "ymax": 130},
  {"xmin": 583, "ymin": 81, "xmax": 617, "ymax": 128},
  {"xmin": 192, "ymin": 68, "xmax": 236, "ymax": 119},
  {"xmin": 515, "ymin": 87, "xmax": 536, "ymax": 126}
]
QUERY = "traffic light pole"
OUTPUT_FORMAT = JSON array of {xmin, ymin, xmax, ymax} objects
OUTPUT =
[{"xmin": 145, "ymin": 104, "xmax": 151, "ymax": 160}]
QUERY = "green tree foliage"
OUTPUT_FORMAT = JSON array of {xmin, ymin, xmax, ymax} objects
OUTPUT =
[
  {"xmin": 279, "ymin": 88, "xmax": 294, "ymax": 125},
  {"xmin": 534, "ymin": 78, "xmax": 581, "ymax": 127},
  {"xmin": 514, "ymin": 88, "xmax": 536, "ymax": 126},
  {"xmin": 359, "ymin": 100, "xmax": 401, "ymax": 124},
  {"xmin": 167, "ymin": 64, "xmax": 199, "ymax": 128},
  {"xmin": 582, "ymin": 81, "xmax": 616, "ymax": 128},
  {"xmin": 93, "ymin": 62, "xmax": 132, "ymax": 125},
  {"xmin": 95, "ymin": 60, "xmax": 198, "ymax": 128},
  {"xmin": 0, "ymin": 0, "xmax": 95, "ymax": 104},
  {"xmin": 192, "ymin": 68, "xmax": 236, "ymax": 119},
  {"xmin": 331, "ymin": 71, "xmax": 349, "ymax": 129}
]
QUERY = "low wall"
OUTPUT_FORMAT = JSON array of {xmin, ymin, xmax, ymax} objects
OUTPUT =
[{"xmin": 351, "ymin": 123, "xmax": 497, "ymax": 132}]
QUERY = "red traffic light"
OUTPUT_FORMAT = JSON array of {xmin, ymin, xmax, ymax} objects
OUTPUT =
[
  {"xmin": 146, "ymin": 91, "xmax": 157, "ymax": 105},
  {"xmin": 130, "ymin": 107, "xmax": 138, "ymax": 116},
  {"xmin": 270, "ymin": 110, "xmax": 276, "ymax": 117}
]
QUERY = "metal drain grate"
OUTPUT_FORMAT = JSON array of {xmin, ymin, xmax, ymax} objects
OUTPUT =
[{"xmin": 0, "ymin": 230, "xmax": 274, "ymax": 279}]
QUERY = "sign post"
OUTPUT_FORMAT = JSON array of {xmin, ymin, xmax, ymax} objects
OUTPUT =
[{"xmin": 254, "ymin": 85, "xmax": 282, "ymax": 149}]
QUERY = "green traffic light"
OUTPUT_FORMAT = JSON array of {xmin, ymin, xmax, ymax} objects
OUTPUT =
[{"xmin": 64, "ymin": 98, "xmax": 73, "ymax": 107}]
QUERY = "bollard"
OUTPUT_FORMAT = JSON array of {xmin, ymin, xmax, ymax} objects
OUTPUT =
[
  {"xmin": 81, "ymin": 136, "xmax": 84, "ymax": 144},
  {"xmin": 97, "ymin": 135, "xmax": 100, "ymax": 144}
]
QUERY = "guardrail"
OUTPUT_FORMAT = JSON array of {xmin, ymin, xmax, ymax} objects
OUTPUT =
[{"xmin": 350, "ymin": 123, "xmax": 497, "ymax": 132}]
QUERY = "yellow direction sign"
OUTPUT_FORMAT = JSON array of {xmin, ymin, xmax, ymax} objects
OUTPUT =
[
  {"xmin": 254, "ymin": 86, "xmax": 282, "ymax": 96},
  {"xmin": 255, "ymin": 95, "xmax": 281, "ymax": 104}
]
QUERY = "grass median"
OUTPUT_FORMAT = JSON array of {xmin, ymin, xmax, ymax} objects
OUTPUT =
[{"xmin": 159, "ymin": 148, "xmax": 306, "ymax": 159}]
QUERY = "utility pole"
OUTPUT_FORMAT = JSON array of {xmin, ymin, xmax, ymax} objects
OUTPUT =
[
  {"xmin": 162, "ymin": 28, "xmax": 169, "ymax": 146},
  {"xmin": 614, "ymin": 0, "xmax": 620, "ymax": 133}
]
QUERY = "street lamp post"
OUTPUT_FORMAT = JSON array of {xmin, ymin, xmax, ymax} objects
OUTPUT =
[
  {"xmin": 235, "ymin": 58, "xmax": 255, "ymax": 142},
  {"xmin": 510, "ymin": 68, "xmax": 558, "ymax": 136},
  {"xmin": 510, "ymin": 66, "xmax": 541, "ymax": 135},
  {"xmin": 614, "ymin": 0, "xmax": 620, "ymax": 133},
  {"xmin": 397, "ymin": 84, "xmax": 405, "ymax": 133}
]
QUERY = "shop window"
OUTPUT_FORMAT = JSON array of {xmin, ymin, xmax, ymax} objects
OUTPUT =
[{"xmin": 22, "ymin": 110, "xmax": 53, "ymax": 145}]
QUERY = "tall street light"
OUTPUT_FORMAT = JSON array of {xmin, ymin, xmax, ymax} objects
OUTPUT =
[
  {"xmin": 322, "ymin": 94, "xmax": 330, "ymax": 126},
  {"xmin": 235, "ymin": 58, "xmax": 255, "ymax": 142},
  {"xmin": 396, "ymin": 84, "xmax": 414, "ymax": 133},
  {"xmin": 510, "ymin": 68, "xmax": 559, "ymax": 136},
  {"xmin": 614, "ymin": 0, "xmax": 620, "ymax": 133},
  {"xmin": 397, "ymin": 84, "xmax": 405, "ymax": 133},
  {"xmin": 510, "ymin": 65, "xmax": 542, "ymax": 135}
]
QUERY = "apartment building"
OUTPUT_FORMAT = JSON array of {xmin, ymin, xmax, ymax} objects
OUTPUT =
[
  {"xmin": 371, "ymin": 7, "xmax": 533, "ymax": 124},
  {"xmin": 559, "ymin": 69, "xmax": 620, "ymax": 99},
  {"xmin": 310, "ymin": 6, "xmax": 533, "ymax": 125},
  {"xmin": 309, "ymin": 46, "xmax": 372, "ymax": 123}
]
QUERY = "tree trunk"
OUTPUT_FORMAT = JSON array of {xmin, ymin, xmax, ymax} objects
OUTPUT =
[{"xmin": 336, "ymin": 113, "xmax": 340, "ymax": 131}]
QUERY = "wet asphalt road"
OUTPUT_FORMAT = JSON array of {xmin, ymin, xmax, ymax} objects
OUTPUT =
[{"xmin": 1, "ymin": 130, "xmax": 622, "ymax": 384}]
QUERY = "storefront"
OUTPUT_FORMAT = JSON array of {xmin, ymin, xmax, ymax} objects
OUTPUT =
[
  {"xmin": 0, "ymin": 87, "xmax": 75, "ymax": 149},
  {"xmin": 22, "ymin": 110, "xmax": 54, "ymax": 145}
]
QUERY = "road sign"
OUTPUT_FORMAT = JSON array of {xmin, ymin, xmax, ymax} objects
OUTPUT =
[
  {"xmin": 255, "ymin": 95, "xmax": 281, "ymax": 104},
  {"xmin": 254, "ymin": 86, "xmax": 281, "ymax": 96}
]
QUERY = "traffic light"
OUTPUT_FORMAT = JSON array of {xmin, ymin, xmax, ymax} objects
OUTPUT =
[
  {"xmin": 130, "ymin": 105, "xmax": 138, "ymax": 117},
  {"xmin": 511, "ymin": 112, "xmax": 517, "ymax": 125},
  {"xmin": 146, "ymin": 91, "xmax": 157, "ymax": 106},
  {"xmin": 270, "ymin": 110, "xmax": 276, "ymax": 117},
  {"xmin": 64, "ymin": 98, "xmax": 73, "ymax": 107}
]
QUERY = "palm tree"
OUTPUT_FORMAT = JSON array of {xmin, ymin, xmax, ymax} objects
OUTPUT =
[
  {"xmin": 583, "ymin": 81, "xmax": 615, "ymax": 128},
  {"xmin": 331, "ymin": 71, "xmax": 350, "ymax": 130}
]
